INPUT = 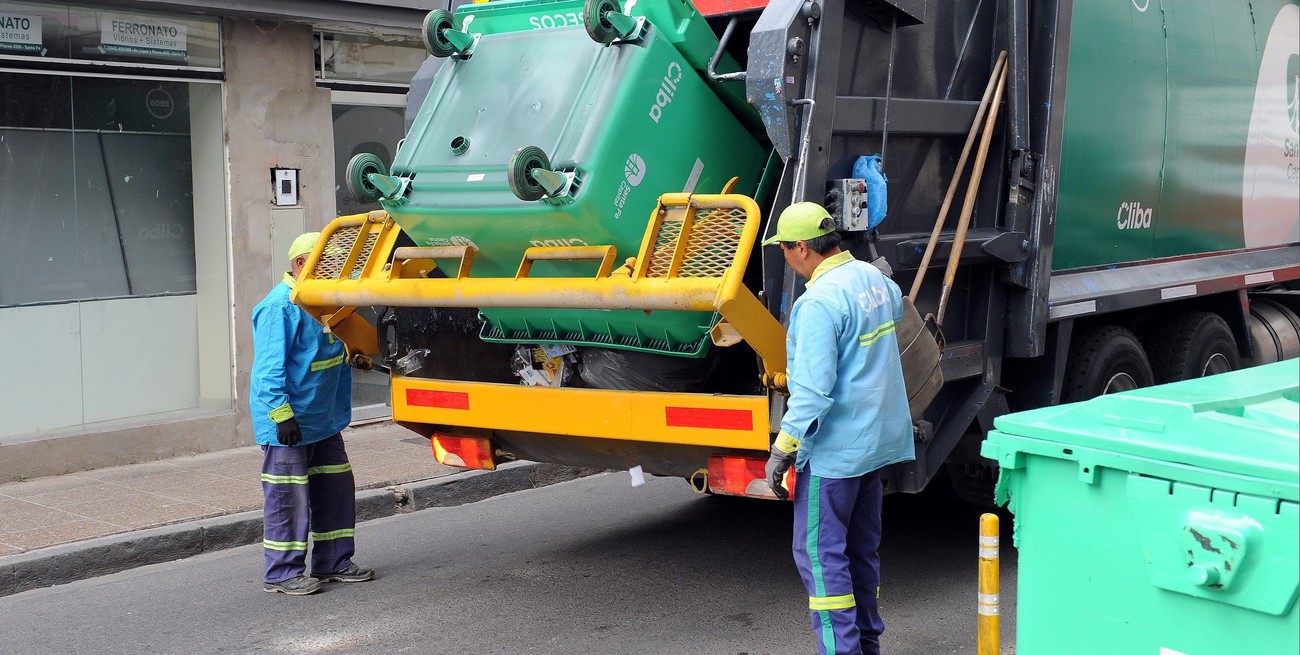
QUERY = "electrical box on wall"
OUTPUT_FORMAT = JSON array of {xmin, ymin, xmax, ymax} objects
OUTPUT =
[{"xmin": 272, "ymin": 168, "xmax": 299, "ymax": 206}]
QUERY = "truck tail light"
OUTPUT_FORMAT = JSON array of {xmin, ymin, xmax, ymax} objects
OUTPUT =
[
  {"xmin": 706, "ymin": 454, "xmax": 795, "ymax": 500},
  {"xmin": 431, "ymin": 433, "xmax": 496, "ymax": 470}
]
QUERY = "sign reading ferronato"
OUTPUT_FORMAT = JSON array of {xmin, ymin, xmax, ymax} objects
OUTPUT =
[
  {"xmin": 0, "ymin": 12, "xmax": 43, "ymax": 55},
  {"xmin": 99, "ymin": 13, "xmax": 187, "ymax": 60}
]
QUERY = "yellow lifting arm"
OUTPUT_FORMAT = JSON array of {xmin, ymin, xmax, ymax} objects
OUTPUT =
[{"xmin": 292, "ymin": 195, "xmax": 787, "ymax": 382}]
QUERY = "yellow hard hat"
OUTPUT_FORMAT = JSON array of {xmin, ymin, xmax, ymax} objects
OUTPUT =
[
  {"xmin": 761, "ymin": 202, "xmax": 835, "ymax": 246},
  {"xmin": 288, "ymin": 232, "xmax": 321, "ymax": 261}
]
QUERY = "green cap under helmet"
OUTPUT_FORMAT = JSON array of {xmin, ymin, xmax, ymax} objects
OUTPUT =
[{"xmin": 761, "ymin": 202, "xmax": 836, "ymax": 246}]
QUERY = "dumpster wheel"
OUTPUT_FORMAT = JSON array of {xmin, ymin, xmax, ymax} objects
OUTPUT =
[
  {"xmin": 422, "ymin": 9, "xmax": 456, "ymax": 58},
  {"xmin": 583, "ymin": 0, "xmax": 623, "ymax": 45},
  {"xmin": 508, "ymin": 145, "xmax": 552, "ymax": 202},
  {"xmin": 345, "ymin": 152, "xmax": 387, "ymax": 204}
]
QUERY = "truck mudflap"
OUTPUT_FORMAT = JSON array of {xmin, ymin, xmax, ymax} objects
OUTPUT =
[{"xmin": 292, "ymin": 192, "xmax": 788, "ymax": 385}]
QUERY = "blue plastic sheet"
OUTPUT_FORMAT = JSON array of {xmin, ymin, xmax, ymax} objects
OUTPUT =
[{"xmin": 851, "ymin": 154, "xmax": 888, "ymax": 230}]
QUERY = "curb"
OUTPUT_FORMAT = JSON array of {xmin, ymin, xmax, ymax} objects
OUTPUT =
[{"xmin": 0, "ymin": 461, "xmax": 603, "ymax": 598}]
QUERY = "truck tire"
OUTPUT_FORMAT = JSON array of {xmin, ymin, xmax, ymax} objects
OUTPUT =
[
  {"xmin": 1062, "ymin": 325, "xmax": 1154, "ymax": 403},
  {"xmin": 1144, "ymin": 311, "xmax": 1240, "ymax": 383}
]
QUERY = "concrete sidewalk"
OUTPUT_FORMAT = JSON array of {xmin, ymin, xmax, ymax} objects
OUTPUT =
[{"xmin": 0, "ymin": 422, "xmax": 599, "ymax": 597}]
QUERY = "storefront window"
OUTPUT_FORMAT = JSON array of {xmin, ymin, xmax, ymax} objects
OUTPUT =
[
  {"xmin": 0, "ymin": 68, "xmax": 229, "ymax": 440},
  {"xmin": 0, "ymin": 74, "xmax": 198, "ymax": 304}
]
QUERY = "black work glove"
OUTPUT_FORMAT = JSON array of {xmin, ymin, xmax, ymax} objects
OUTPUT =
[
  {"xmin": 764, "ymin": 432, "xmax": 801, "ymax": 500},
  {"xmin": 276, "ymin": 417, "xmax": 303, "ymax": 447}
]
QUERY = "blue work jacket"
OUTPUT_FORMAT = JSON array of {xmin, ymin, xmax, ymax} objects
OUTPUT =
[
  {"xmin": 780, "ymin": 251, "xmax": 915, "ymax": 478},
  {"xmin": 249, "ymin": 274, "xmax": 352, "ymax": 447}
]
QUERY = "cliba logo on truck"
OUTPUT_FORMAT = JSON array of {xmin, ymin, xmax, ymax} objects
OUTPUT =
[
  {"xmin": 649, "ymin": 62, "xmax": 683, "ymax": 123},
  {"xmin": 1116, "ymin": 201, "xmax": 1153, "ymax": 230}
]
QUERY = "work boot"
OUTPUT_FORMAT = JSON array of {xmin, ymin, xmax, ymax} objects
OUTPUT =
[
  {"xmin": 263, "ymin": 575, "xmax": 323, "ymax": 596},
  {"xmin": 321, "ymin": 563, "xmax": 374, "ymax": 583}
]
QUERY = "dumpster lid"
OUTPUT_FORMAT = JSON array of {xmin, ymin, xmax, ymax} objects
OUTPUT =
[{"xmin": 992, "ymin": 361, "xmax": 1299, "ymax": 488}]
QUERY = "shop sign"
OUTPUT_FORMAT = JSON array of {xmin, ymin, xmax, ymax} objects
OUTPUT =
[
  {"xmin": 99, "ymin": 13, "xmax": 187, "ymax": 60},
  {"xmin": 0, "ymin": 13, "xmax": 44, "ymax": 55}
]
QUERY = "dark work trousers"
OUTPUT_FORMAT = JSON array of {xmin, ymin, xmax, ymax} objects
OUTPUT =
[
  {"xmin": 792, "ymin": 469, "xmax": 885, "ymax": 655},
  {"xmin": 261, "ymin": 433, "xmax": 357, "ymax": 583}
]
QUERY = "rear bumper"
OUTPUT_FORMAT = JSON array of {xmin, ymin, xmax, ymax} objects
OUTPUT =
[{"xmin": 392, "ymin": 376, "xmax": 771, "ymax": 452}]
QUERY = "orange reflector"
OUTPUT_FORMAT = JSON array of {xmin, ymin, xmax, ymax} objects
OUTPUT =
[
  {"xmin": 431, "ymin": 433, "xmax": 496, "ymax": 470},
  {"xmin": 706, "ymin": 454, "xmax": 796, "ymax": 500}
]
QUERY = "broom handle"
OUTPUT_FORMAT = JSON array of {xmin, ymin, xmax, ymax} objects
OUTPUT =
[
  {"xmin": 936, "ymin": 62, "xmax": 1008, "ymax": 326},
  {"xmin": 908, "ymin": 51, "xmax": 1008, "ymax": 303}
]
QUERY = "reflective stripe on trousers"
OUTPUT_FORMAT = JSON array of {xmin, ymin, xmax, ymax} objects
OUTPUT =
[
  {"xmin": 792, "ymin": 470, "xmax": 885, "ymax": 655},
  {"xmin": 261, "ymin": 433, "xmax": 357, "ymax": 583}
]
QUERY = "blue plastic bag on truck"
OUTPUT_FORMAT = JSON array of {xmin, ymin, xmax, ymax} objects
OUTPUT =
[{"xmin": 852, "ymin": 154, "xmax": 888, "ymax": 230}]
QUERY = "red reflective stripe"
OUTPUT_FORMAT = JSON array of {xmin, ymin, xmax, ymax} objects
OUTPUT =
[
  {"xmin": 406, "ymin": 389, "xmax": 469, "ymax": 410},
  {"xmin": 664, "ymin": 407, "xmax": 753, "ymax": 430},
  {"xmin": 692, "ymin": 0, "xmax": 768, "ymax": 15}
]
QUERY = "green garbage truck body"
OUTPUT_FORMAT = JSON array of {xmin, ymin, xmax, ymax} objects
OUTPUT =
[
  {"xmin": 1053, "ymin": 0, "xmax": 1299, "ymax": 268},
  {"xmin": 302, "ymin": 0, "xmax": 1298, "ymax": 494}
]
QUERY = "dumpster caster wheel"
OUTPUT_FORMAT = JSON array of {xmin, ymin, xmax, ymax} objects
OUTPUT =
[
  {"xmin": 346, "ymin": 152, "xmax": 387, "ymax": 204},
  {"xmin": 508, "ymin": 145, "xmax": 552, "ymax": 202},
  {"xmin": 583, "ymin": 0, "xmax": 624, "ymax": 45},
  {"xmin": 1062, "ymin": 325, "xmax": 1154, "ymax": 403},
  {"xmin": 422, "ymin": 9, "xmax": 457, "ymax": 57}
]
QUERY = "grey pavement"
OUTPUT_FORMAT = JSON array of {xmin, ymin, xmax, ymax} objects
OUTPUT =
[{"xmin": 0, "ymin": 421, "xmax": 601, "ymax": 597}]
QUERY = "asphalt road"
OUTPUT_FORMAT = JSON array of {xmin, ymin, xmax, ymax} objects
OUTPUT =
[{"xmin": 0, "ymin": 471, "xmax": 1016, "ymax": 654}]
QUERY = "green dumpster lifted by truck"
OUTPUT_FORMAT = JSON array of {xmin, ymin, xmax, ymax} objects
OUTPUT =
[{"xmin": 294, "ymin": 0, "xmax": 1300, "ymax": 501}]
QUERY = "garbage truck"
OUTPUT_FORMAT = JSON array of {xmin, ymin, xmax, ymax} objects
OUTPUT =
[{"xmin": 292, "ymin": 0, "xmax": 1300, "ymax": 501}]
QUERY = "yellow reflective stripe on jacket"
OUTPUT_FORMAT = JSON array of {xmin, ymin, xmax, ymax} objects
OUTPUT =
[
  {"xmin": 310, "ymin": 354, "xmax": 345, "ymax": 371},
  {"xmin": 857, "ymin": 320, "xmax": 896, "ymax": 347},
  {"xmin": 261, "ymin": 473, "xmax": 309, "ymax": 485},
  {"xmin": 808, "ymin": 593, "xmax": 856, "ymax": 611},
  {"xmin": 306, "ymin": 463, "xmax": 352, "ymax": 476},
  {"xmin": 310, "ymin": 529, "xmax": 355, "ymax": 542},
  {"xmin": 268, "ymin": 403, "xmax": 294, "ymax": 423},
  {"xmin": 263, "ymin": 538, "xmax": 308, "ymax": 552}
]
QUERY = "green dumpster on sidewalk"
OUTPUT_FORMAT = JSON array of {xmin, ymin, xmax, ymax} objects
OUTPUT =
[{"xmin": 981, "ymin": 360, "xmax": 1299, "ymax": 654}]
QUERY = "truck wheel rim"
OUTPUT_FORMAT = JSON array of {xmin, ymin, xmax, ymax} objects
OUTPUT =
[
  {"xmin": 1103, "ymin": 372, "xmax": 1138, "ymax": 394},
  {"xmin": 1202, "ymin": 353, "xmax": 1232, "ymax": 377}
]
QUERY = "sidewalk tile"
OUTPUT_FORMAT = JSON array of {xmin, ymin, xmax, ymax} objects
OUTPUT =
[
  {"xmin": 110, "ymin": 471, "xmax": 239, "ymax": 498},
  {"xmin": 0, "ymin": 475, "xmax": 102, "ymax": 499},
  {"xmin": 18, "ymin": 483, "xmax": 140, "ymax": 510},
  {"xmin": 95, "ymin": 500, "xmax": 224, "ymax": 531},
  {"xmin": 0, "ymin": 499, "xmax": 87, "ymax": 533},
  {"xmin": 82, "ymin": 461, "xmax": 189, "ymax": 483},
  {"xmin": 180, "ymin": 479, "xmax": 262, "ymax": 513},
  {"xmin": 2, "ymin": 519, "xmax": 121, "ymax": 551}
]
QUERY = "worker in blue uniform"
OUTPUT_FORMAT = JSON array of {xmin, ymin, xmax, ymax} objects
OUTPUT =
[
  {"xmin": 762, "ymin": 203, "xmax": 915, "ymax": 655},
  {"xmin": 250, "ymin": 232, "xmax": 374, "ymax": 595}
]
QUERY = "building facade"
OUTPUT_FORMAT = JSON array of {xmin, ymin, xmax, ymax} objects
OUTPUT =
[{"xmin": 0, "ymin": 0, "xmax": 444, "ymax": 479}]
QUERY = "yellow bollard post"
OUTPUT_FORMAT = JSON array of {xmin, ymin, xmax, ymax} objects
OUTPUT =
[{"xmin": 978, "ymin": 513, "xmax": 1001, "ymax": 655}]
